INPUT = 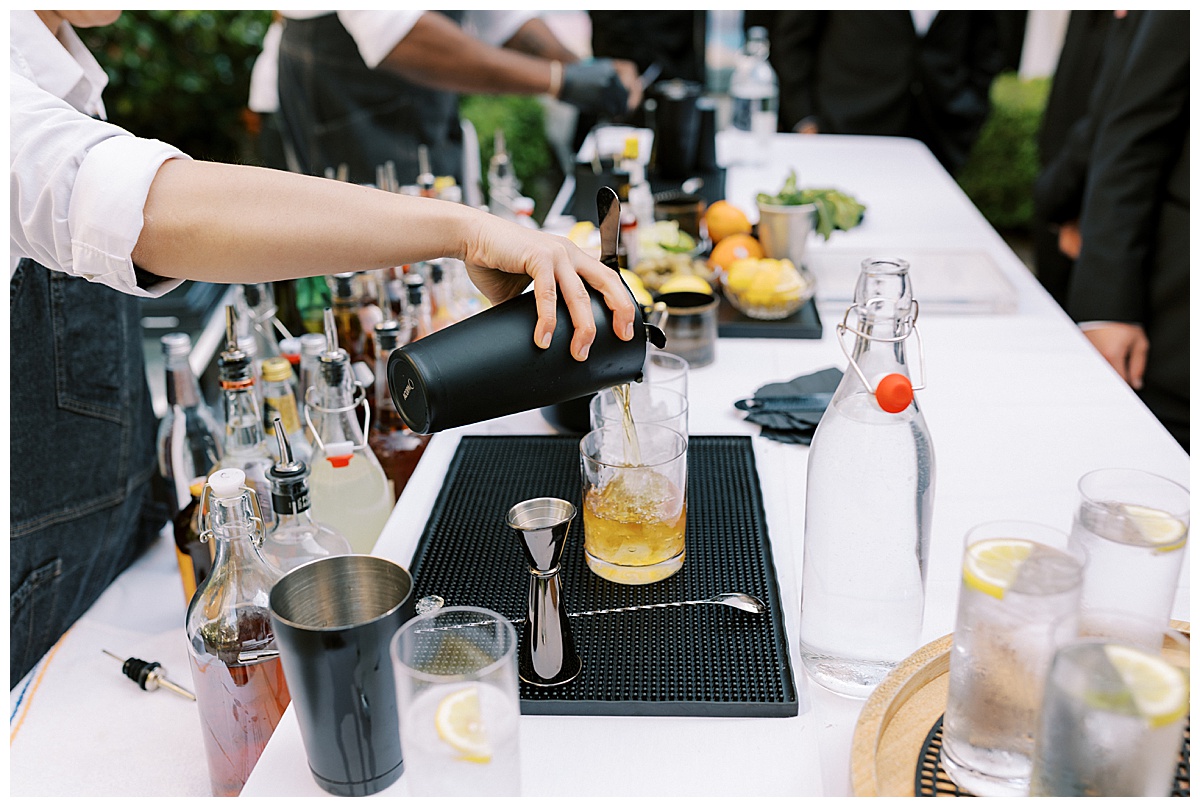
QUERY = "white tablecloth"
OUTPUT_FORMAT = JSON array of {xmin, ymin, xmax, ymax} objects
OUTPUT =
[{"xmin": 11, "ymin": 132, "xmax": 1188, "ymax": 798}]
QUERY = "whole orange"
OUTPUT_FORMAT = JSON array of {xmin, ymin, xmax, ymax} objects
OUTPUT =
[
  {"xmin": 703, "ymin": 200, "xmax": 752, "ymax": 244},
  {"xmin": 708, "ymin": 233, "xmax": 764, "ymax": 271}
]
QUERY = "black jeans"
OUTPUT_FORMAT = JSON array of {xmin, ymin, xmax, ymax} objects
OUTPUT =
[{"xmin": 9, "ymin": 260, "xmax": 167, "ymax": 684}]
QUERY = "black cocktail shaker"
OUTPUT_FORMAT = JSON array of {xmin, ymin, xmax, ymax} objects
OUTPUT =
[{"xmin": 387, "ymin": 283, "xmax": 660, "ymax": 434}]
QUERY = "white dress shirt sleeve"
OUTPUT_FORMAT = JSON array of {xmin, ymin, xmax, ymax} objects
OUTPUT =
[
  {"xmin": 335, "ymin": 10, "xmax": 425, "ymax": 69},
  {"xmin": 10, "ymin": 73, "xmax": 189, "ymax": 298},
  {"xmin": 330, "ymin": 10, "xmax": 539, "ymax": 69},
  {"xmin": 462, "ymin": 11, "xmax": 538, "ymax": 48}
]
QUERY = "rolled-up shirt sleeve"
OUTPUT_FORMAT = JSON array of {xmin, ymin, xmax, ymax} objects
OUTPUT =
[{"xmin": 10, "ymin": 72, "xmax": 190, "ymax": 297}]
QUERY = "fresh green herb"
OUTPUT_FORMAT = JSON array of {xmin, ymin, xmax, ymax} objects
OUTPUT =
[{"xmin": 756, "ymin": 169, "xmax": 867, "ymax": 240}]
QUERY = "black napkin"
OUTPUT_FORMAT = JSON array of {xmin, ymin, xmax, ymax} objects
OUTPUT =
[{"xmin": 737, "ymin": 367, "xmax": 843, "ymax": 445}]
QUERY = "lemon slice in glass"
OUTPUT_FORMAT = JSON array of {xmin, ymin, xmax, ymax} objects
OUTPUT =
[
  {"xmin": 435, "ymin": 685, "xmax": 492, "ymax": 763},
  {"xmin": 1120, "ymin": 504, "xmax": 1188, "ymax": 552},
  {"xmin": 962, "ymin": 538, "xmax": 1034, "ymax": 599},
  {"xmin": 1104, "ymin": 644, "xmax": 1189, "ymax": 728}
]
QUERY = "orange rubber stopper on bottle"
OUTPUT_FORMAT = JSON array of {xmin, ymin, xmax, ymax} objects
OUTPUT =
[
  {"xmin": 875, "ymin": 373, "xmax": 913, "ymax": 413},
  {"xmin": 327, "ymin": 455, "xmax": 353, "ymax": 468}
]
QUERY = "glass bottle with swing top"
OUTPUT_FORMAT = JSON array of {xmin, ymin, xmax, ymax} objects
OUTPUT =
[
  {"xmin": 800, "ymin": 257, "xmax": 935, "ymax": 698},
  {"xmin": 305, "ymin": 308, "xmax": 394, "ymax": 553}
]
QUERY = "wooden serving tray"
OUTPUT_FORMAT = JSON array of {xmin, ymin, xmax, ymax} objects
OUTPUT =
[{"xmin": 850, "ymin": 621, "xmax": 1191, "ymax": 797}]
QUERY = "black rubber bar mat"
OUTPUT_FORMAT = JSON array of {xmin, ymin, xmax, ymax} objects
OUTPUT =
[{"xmin": 407, "ymin": 435, "xmax": 799, "ymax": 717}]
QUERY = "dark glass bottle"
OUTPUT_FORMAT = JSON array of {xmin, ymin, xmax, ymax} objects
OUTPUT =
[
  {"xmin": 156, "ymin": 332, "xmax": 222, "ymax": 515},
  {"xmin": 369, "ymin": 320, "xmax": 429, "ymax": 501},
  {"xmin": 186, "ymin": 468, "xmax": 290, "ymax": 797},
  {"xmin": 173, "ymin": 477, "xmax": 211, "ymax": 604}
]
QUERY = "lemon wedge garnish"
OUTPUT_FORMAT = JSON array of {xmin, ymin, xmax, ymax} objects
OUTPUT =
[
  {"xmin": 962, "ymin": 538, "xmax": 1034, "ymax": 599},
  {"xmin": 434, "ymin": 686, "xmax": 492, "ymax": 763},
  {"xmin": 1104, "ymin": 644, "xmax": 1189, "ymax": 728},
  {"xmin": 1120, "ymin": 504, "xmax": 1188, "ymax": 552}
]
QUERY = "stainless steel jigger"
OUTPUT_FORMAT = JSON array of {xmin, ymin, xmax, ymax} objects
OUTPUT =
[{"xmin": 506, "ymin": 497, "xmax": 582, "ymax": 687}]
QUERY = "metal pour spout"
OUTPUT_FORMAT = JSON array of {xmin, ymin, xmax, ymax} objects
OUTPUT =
[{"xmin": 506, "ymin": 498, "xmax": 582, "ymax": 687}]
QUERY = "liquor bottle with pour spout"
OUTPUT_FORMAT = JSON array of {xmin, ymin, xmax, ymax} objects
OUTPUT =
[
  {"xmin": 800, "ymin": 257, "xmax": 935, "ymax": 698},
  {"xmin": 369, "ymin": 319, "xmax": 428, "ymax": 501},
  {"xmin": 306, "ymin": 308, "xmax": 394, "ymax": 552},
  {"xmin": 186, "ymin": 468, "xmax": 290, "ymax": 797},
  {"xmin": 260, "ymin": 417, "xmax": 352, "ymax": 573},
  {"xmin": 156, "ymin": 332, "xmax": 222, "ymax": 516},
  {"xmin": 213, "ymin": 306, "xmax": 276, "ymax": 531}
]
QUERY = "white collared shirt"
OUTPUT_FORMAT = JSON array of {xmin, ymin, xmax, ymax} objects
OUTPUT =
[
  {"xmin": 278, "ymin": 10, "xmax": 536, "ymax": 69},
  {"xmin": 10, "ymin": 10, "xmax": 188, "ymax": 296}
]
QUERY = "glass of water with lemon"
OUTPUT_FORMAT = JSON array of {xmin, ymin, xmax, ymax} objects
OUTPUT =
[
  {"xmin": 390, "ymin": 607, "xmax": 521, "ymax": 796},
  {"xmin": 1069, "ymin": 469, "xmax": 1189, "ymax": 636},
  {"xmin": 1030, "ymin": 615, "xmax": 1189, "ymax": 796},
  {"xmin": 941, "ymin": 521, "xmax": 1086, "ymax": 796}
]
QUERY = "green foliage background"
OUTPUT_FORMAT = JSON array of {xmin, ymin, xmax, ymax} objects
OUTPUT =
[
  {"xmin": 79, "ymin": 10, "xmax": 272, "ymax": 163},
  {"xmin": 460, "ymin": 95, "xmax": 558, "ymax": 220},
  {"xmin": 79, "ymin": 11, "xmax": 560, "ymax": 217},
  {"xmin": 957, "ymin": 72, "xmax": 1051, "ymax": 233}
]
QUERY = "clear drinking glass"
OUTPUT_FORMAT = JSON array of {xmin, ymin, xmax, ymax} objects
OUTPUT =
[
  {"xmin": 941, "ymin": 521, "xmax": 1086, "ymax": 796},
  {"xmin": 1068, "ymin": 468, "xmax": 1189, "ymax": 633},
  {"xmin": 1030, "ymin": 614, "xmax": 1189, "ymax": 796},
  {"xmin": 390, "ymin": 607, "xmax": 521, "ymax": 797},
  {"xmin": 644, "ymin": 349, "xmax": 689, "ymax": 399},
  {"xmin": 580, "ymin": 423, "xmax": 688, "ymax": 585},
  {"xmin": 589, "ymin": 385, "xmax": 689, "ymax": 436}
]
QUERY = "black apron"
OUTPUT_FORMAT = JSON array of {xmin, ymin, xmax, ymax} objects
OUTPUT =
[
  {"xmin": 276, "ymin": 12, "xmax": 465, "ymax": 186},
  {"xmin": 10, "ymin": 259, "xmax": 167, "ymax": 684}
]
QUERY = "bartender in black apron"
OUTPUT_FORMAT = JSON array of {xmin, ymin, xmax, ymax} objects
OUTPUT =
[{"xmin": 276, "ymin": 10, "xmax": 637, "ymax": 186}]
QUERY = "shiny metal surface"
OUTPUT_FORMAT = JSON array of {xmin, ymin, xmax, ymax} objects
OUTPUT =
[
  {"xmin": 596, "ymin": 186, "xmax": 620, "ymax": 272},
  {"xmin": 507, "ymin": 497, "xmax": 582, "ymax": 687}
]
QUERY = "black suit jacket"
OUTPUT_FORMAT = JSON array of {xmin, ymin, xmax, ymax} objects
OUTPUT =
[
  {"xmin": 1068, "ymin": 11, "xmax": 1190, "ymax": 448},
  {"xmin": 753, "ymin": 11, "xmax": 1004, "ymax": 175}
]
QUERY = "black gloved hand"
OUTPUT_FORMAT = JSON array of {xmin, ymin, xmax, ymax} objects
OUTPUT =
[{"xmin": 560, "ymin": 59, "xmax": 629, "ymax": 119}]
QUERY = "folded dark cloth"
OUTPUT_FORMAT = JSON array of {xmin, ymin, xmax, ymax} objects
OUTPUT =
[{"xmin": 738, "ymin": 367, "xmax": 843, "ymax": 445}]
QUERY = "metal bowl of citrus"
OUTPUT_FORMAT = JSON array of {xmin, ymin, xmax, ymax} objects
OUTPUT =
[{"xmin": 720, "ymin": 257, "xmax": 815, "ymax": 320}]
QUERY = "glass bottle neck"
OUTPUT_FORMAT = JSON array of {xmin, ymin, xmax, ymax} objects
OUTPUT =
[
  {"xmin": 165, "ymin": 358, "xmax": 204, "ymax": 409},
  {"xmin": 223, "ymin": 383, "xmax": 269, "ymax": 455},
  {"xmin": 312, "ymin": 362, "xmax": 366, "ymax": 445},
  {"xmin": 271, "ymin": 508, "xmax": 318, "ymax": 534}
]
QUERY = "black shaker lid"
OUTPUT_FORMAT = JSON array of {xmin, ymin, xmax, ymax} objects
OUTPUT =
[{"xmin": 386, "ymin": 346, "xmax": 432, "ymax": 434}]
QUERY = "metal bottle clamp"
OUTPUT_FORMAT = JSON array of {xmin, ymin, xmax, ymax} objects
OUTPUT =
[
  {"xmin": 303, "ymin": 382, "xmax": 372, "ymax": 455},
  {"xmin": 835, "ymin": 297, "xmax": 927, "ymax": 395},
  {"xmin": 198, "ymin": 481, "xmax": 267, "ymax": 548}
]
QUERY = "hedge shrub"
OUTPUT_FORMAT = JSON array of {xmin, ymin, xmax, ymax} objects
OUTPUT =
[{"xmin": 957, "ymin": 72, "xmax": 1051, "ymax": 232}]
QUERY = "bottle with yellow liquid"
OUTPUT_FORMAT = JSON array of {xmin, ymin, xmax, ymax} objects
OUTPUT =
[{"xmin": 305, "ymin": 309, "xmax": 393, "ymax": 553}]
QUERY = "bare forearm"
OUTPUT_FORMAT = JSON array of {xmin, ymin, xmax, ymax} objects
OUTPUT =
[
  {"xmin": 132, "ymin": 160, "xmax": 480, "ymax": 282},
  {"xmin": 503, "ymin": 18, "xmax": 579, "ymax": 64},
  {"xmin": 379, "ymin": 12, "xmax": 554, "ymax": 96}
]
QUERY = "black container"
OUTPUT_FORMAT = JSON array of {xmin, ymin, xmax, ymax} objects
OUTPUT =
[
  {"xmin": 540, "ymin": 392, "xmax": 595, "ymax": 434},
  {"xmin": 269, "ymin": 555, "xmax": 415, "ymax": 797},
  {"xmin": 647, "ymin": 79, "xmax": 703, "ymax": 181},
  {"xmin": 388, "ymin": 283, "xmax": 658, "ymax": 434},
  {"xmin": 695, "ymin": 96, "xmax": 718, "ymax": 173}
]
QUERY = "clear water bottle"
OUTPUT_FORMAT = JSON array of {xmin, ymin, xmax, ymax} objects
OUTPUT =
[
  {"xmin": 730, "ymin": 26, "xmax": 779, "ymax": 159},
  {"xmin": 800, "ymin": 257, "xmax": 935, "ymax": 697}
]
